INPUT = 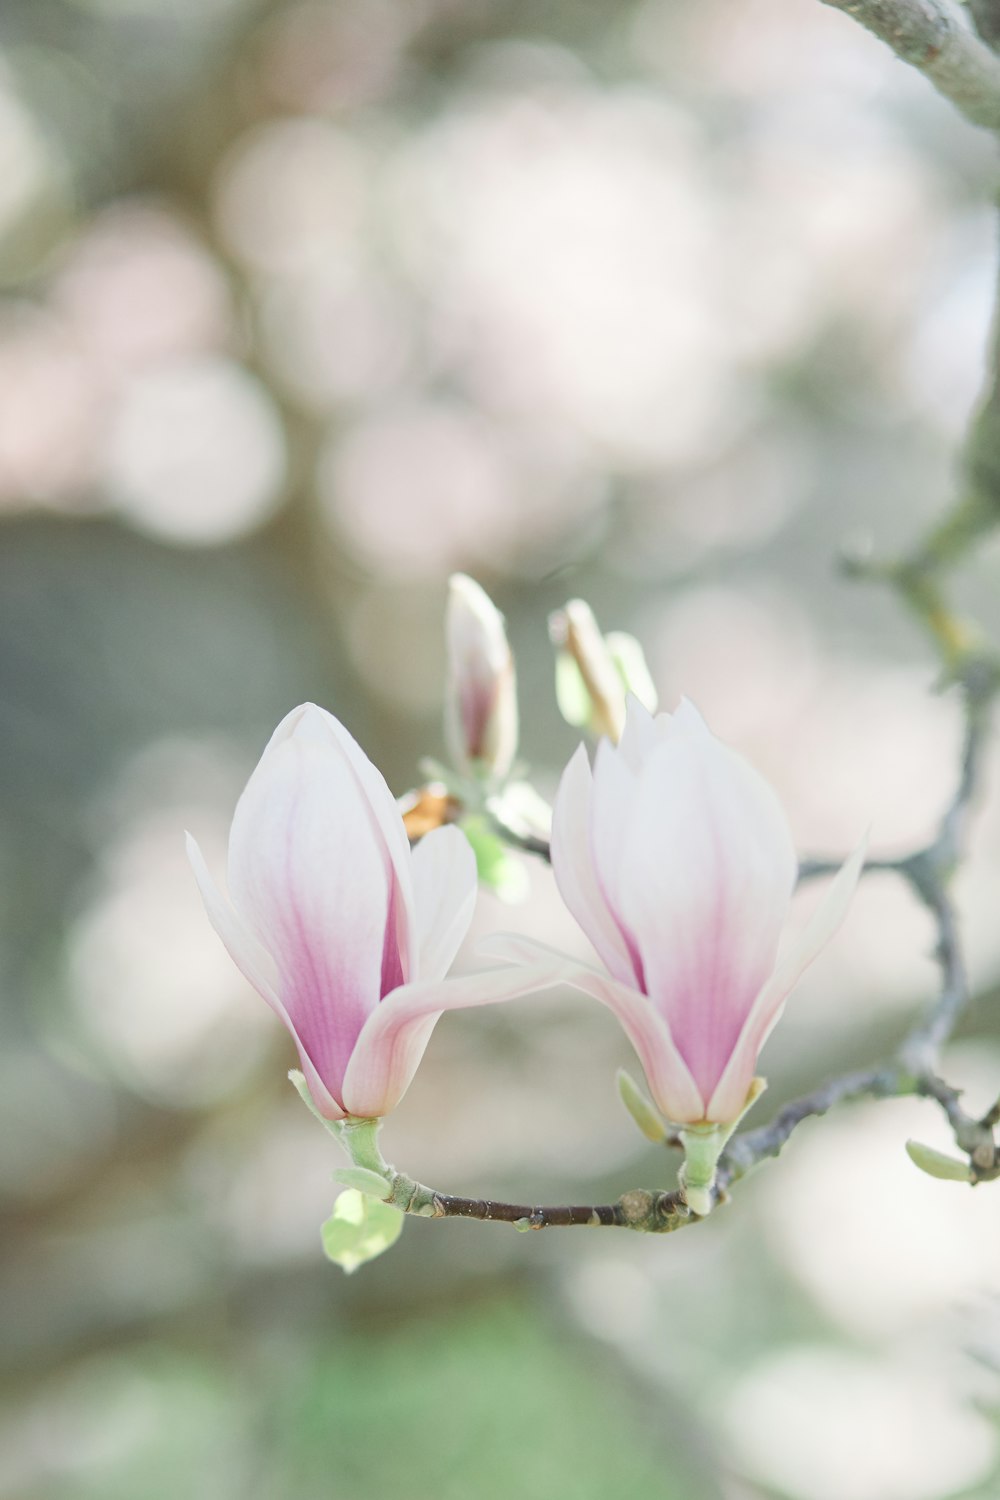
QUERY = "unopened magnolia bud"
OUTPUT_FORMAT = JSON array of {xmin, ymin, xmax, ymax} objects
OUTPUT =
[
  {"xmin": 550, "ymin": 599, "xmax": 657, "ymax": 743},
  {"xmin": 445, "ymin": 574, "xmax": 518, "ymax": 780}
]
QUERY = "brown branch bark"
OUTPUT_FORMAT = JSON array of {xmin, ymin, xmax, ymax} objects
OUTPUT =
[{"xmin": 422, "ymin": 1188, "xmax": 690, "ymax": 1232}]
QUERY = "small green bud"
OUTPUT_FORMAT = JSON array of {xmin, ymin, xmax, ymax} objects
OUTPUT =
[
  {"xmin": 288, "ymin": 1069, "xmax": 343, "ymax": 1139},
  {"xmin": 321, "ymin": 1190, "xmax": 404, "ymax": 1272},
  {"xmin": 617, "ymin": 1068, "xmax": 668, "ymax": 1143},
  {"xmin": 905, "ymin": 1139, "xmax": 974, "ymax": 1182}
]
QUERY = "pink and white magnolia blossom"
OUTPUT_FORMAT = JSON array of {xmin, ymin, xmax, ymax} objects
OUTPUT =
[
  {"xmin": 484, "ymin": 698, "xmax": 866, "ymax": 1127},
  {"xmin": 187, "ymin": 704, "xmax": 544, "ymax": 1120}
]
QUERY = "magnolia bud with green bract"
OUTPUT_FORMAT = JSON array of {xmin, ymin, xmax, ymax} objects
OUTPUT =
[
  {"xmin": 445, "ymin": 574, "xmax": 518, "ymax": 781},
  {"xmin": 550, "ymin": 599, "xmax": 656, "ymax": 743}
]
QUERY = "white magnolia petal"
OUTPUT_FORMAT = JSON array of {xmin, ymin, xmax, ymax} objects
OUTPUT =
[
  {"xmin": 589, "ymin": 735, "xmax": 640, "ymax": 900},
  {"xmin": 616, "ymin": 695, "xmax": 672, "ymax": 771},
  {"xmin": 477, "ymin": 934, "xmax": 706, "ymax": 1124},
  {"xmin": 671, "ymin": 696, "xmax": 714, "ymax": 740},
  {"xmin": 707, "ymin": 834, "xmax": 869, "ymax": 1123},
  {"xmin": 551, "ymin": 744, "xmax": 637, "ymax": 985},
  {"xmin": 186, "ymin": 832, "xmax": 344, "ymax": 1119},
  {"xmin": 187, "ymin": 832, "xmax": 281, "ymax": 1006},
  {"xmin": 265, "ymin": 704, "xmax": 416, "ymax": 978},
  {"xmin": 411, "ymin": 824, "xmax": 478, "ymax": 983},
  {"xmin": 226, "ymin": 714, "xmax": 393, "ymax": 1100},
  {"xmin": 340, "ymin": 965, "xmax": 558, "ymax": 1117},
  {"xmin": 309, "ymin": 705, "xmax": 418, "ymax": 980},
  {"xmin": 614, "ymin": 719, "xmax": 797, "ymax": 1103}
]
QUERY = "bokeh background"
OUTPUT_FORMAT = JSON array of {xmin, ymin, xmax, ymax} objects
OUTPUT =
[{"xmin": 4, "ymin": 1, "xmax": 1000, "ymax": 1496}]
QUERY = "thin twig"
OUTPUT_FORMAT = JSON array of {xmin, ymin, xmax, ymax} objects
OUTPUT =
[
  {"xmin": 485, "ymin": 810, "xmax": 552, "ymax": 863},
  {"xmin": 419, "ymin": 1187, "xmax": 690, "ymax": 1233},
  {"xmin": 718, "ymin": 1066, "xmax": 898, "ymax": 1187},
  {"xmin": 726, "ymin": 667, "xmax": 995, "ymax": 1188}
]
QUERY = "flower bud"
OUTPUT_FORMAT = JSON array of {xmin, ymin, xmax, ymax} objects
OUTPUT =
[
  {"xmin": 445, "ymin": 574, "xmax": 518, "ymax": 780},
  {"xmin": 617, "ymin": 1067, "xmax": 668, "ymax": 1143},
  {"xmin": 550, "ymin": 599, "xmax": 656, "ymax": 743}
]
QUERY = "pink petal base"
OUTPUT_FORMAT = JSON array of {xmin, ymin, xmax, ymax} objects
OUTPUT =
[{"xmin": 340, "ymin": 963, "xmax": 563, "ymax": 1117}]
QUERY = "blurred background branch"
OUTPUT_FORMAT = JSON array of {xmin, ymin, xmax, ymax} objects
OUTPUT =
[
  {"xmin": 971, "ymin": 0, "xmax": 1000, "ymax": 51},
  {"xmin": 820, "ymin": 0, "xmax": 1000, "ymax": 127}
]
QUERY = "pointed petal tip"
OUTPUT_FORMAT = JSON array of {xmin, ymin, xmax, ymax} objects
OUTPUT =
[
  {"xmin": 448, "ymin": 571, "xmax": 478, "ymax": 599},
  {"xmin": 273, "ymin": 701, "xmax": 315, "ymax": 736},
  {"xmin": 565, "ymin": 740, "xmax": 592, "ymax": 774},
  {"xmin": 834, "ymin": 827, "xmax": 870, "ymax": 890},
  {"xmin": 447, "ymin": 572, "xmax": 506, "ymax": 628},
  {"xmin": 621, "ymin": 692, "xmax": 661, "ymax": 733},
  {"xmin": 672, "ymin": 696, "xmax": 711, "ymax": 735}
]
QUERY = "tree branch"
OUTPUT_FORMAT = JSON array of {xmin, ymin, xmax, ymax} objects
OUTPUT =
[
  {"xmin": 817, "ymin": 0, "xmax": 1000, "ymax": 131},
  {"xmin": 485, "ymin": 807, "xmax": 552, "ymax": 862},
  {"xmin": 410, "ymin": 1185, "xmax": 691, "ymax": 1233},
  {"xmin": 332, "ymin": 1116, "xmax": 695, "ymax": 1233}
]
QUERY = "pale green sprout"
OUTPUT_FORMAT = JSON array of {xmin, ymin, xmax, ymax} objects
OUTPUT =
[
  {"xmin": 617, "ymin": 1068, "xmax": 669, "ymax": 1144},
  {"xmin": 905, "ymin": 1139, "xmax": 975, "ymax": 1182},
  {"xmin": 322, "ymin": 1190, "xmax": 404, "ymax": 1273}
]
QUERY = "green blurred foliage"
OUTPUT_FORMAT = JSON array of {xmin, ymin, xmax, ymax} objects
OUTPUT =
[{"xmin": 30, "ymin": 1302, "xmax": 713, "ymax": 1500}]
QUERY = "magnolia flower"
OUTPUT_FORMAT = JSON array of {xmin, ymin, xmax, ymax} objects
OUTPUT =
[
  {"xmin": 484, "ymin": 698, "xmax": 865, "ymax": 1128},
  {"xmin": 187, "ymin": 704, "xmax": 543, "ymax": 1119},
  {"xmin": 445, "ymin": 574, "xmax": 518, "ymax": 779}
]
